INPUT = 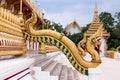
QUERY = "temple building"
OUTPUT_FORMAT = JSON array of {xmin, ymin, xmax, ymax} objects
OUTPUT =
[
  {"xmin": 0, "ymin": 0, "xmax": 80, "ymax": 80},
  {"xmin": 0, "ymin": 0, "xmax": 113, "ymax": 80},
  {"xmin": 85, "ymin": 2, "xmax": 110, "ymax": 56},
  {"xmin": 64, "ymin": 19, "xmax": 82, "ymax": 35}
]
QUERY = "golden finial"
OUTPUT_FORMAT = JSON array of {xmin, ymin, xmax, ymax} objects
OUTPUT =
[
  {"xmin": 95, "ymin": 0, "xmax": 98, "ymax": 12},
  {"xmin": 92, "ymin": 0, "xmax": 100, "ymax": 23},
  {"xmin": 18, "ymin": 0, "xmax": 23, "ymax": 20},
  {"xmin": 74, "ymin": 18, "xmax": 76, "ymax": 22}
]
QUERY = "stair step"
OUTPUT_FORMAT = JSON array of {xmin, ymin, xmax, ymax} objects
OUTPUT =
[
  {"xmin": 34, "ymin": 55, "xmax": 50, "ymax": 66},
  {"xmin": 35, "ymin": 58, "xmax": 51, "ymax": 67},
  {"xmin": 19, "ymin": 74, "xmax": 33, "ymax": 80},
  {"xmin": 43, "ymin": 61, "xmax": 58, "ymax": 73},
  {"xmin": 73, "ymin": 70, "xmax": 80, "ymax": 80},
  {"xmin": 35, "ymin": 54, "xmax": 59, "ymax": 69},
  {"xmin": 27, "ymin": 50, "xmax": 40, "ymax": 57},
  {"xmin": 59, "ymin": 65, "xmax": 68, "ymax": 80},
  {"xmin": 68, "ymin": 68, "xmax": 74, "ymax": 80},
  {"xmin": 51, "ymin": 63, "xmax": 63, "ymax": 76},
  {"xmin": 34, "ymin": 55, "xmax": 49, "ymax": 61},
  {"xmin": 41, "ymin": 60, "xmax": 54, "ymax": 70},
  {"xmin": 33, "ymin": 67, "xmax": 58, "ymax": 80}
]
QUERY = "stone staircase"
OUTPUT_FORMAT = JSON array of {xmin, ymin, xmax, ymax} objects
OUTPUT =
[{"xmin": 27, "ymin": 50, "xmax": 80, "ymax": 80}]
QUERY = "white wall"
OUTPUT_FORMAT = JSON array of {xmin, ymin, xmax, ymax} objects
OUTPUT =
[
  {"xmin": 67, "ymin": 26, "xmax": 81, "ymax": 35},
  {"xmin": 99, "ymin": 37, "xmax": 106, "ymax": 57}
]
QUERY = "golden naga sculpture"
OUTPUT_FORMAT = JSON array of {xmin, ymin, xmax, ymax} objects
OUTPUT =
[
  {"xmin": 77, "ymin": 33, "xmax": 87, "ymax": 57},
  {"xmin": 24, "ymin": 12, "xmax": 102, "ymax": 75},
  {"xmin": 77, "ymin": 25, "xmax": 103, "ymax": 61},
  {"xmin": 86, "ymin": 25, "xmax": 103, "ymax": 62}
]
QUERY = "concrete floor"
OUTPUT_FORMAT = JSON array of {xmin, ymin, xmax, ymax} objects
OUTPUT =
[{"xmin": 100, "ymin": 57, "xmax": 120, "ymax": 80}]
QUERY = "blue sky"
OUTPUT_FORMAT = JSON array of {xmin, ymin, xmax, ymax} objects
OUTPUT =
[{"xmin": 32, "ymin": 0, "xmax": 120, "ymax": 27}]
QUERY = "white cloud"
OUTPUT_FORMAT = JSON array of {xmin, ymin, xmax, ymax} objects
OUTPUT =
[
  {"xmin": 44, "ymin": 11, "xmax": 93, "ymax": 28},
  {"xmin": 32, "ymin": 0, "xmax": 120, "ymax": 27}
]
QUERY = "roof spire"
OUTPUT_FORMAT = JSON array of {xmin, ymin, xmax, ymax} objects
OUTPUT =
[
  {"xmin": 92, "ymin": 0, "xmax": 100, "ymax": 23},
  {"xmin": 95, "ymin": 0, "xmax": 98, "ymax": 12}
]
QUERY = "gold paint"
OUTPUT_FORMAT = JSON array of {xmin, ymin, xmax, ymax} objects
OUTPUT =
[
  {"xmin": 51, "ymin": 37, "xmax": 54, "ymax": 45},
  {"xmin": 56, "ymin": 40, "xmax": 59, "ymax": 47},
  {"xmin": 46, "ymin": 36, "xmax": 50, "ymax": 45},
  {"xmin": 24, "ymin": 12, "xmax": 102, "ymax": 69},
  {"xmin": 66, "ymin": 52, "xmax": 70, "ymax": 57},
  {"xmin": 63, "ymin": 48, "xmax": 67, "ymax": 53},
  {"xmin": 0, "ymin": 33, "xmax": 23, "ymax": 43},
  {"xmin": 60, "ymin": 44, "xmax": 63, "ymax": 50},
  {"xmin": 0, "ymin": 51, "xmax": 23, "ymax": 56},
  {"xmin": 0, "ymin": 0, "xmax": 44, "ymax": 57},
  {"xmin": 18, "ymin": 0, "xmax": 23, "ymax": 20},
  {"xmin": 81, "ymin": 68, "xmax": 85, "ymax": 74},
  {"xmin": 34, "ymin": 36, "xmax": 37, "ymax": 42},
  {"xmin": 85, "ymin": 1, "xmax": 110, "ymax": 38},
  {"xmin": 77, "ymin": 33, "xmax": 86, "ymax": 56},
  {"xmin": 38, "ymin": 37, "xmax": 41, "ymax": 43},
  {"xmin": 78, "ymin": 67, "xmax": 81, "ymax": 72},
  {"xmin": 39, "ymin": 43, "xmax": 46, "ymax": 54},
  {"xmin": 69, "ymin": 56, "xmax": 73, "ymax": 61},
  {"xmin": 71, "ymin": 60, "xmax": 75, "ymax": 65},
  {"xmin": 42, "ymin": 36, "xmax": 45, "ymax": 43},
  {"xmin": 24, "ymin": 0, "xmax": 44, "ymax": 25}
]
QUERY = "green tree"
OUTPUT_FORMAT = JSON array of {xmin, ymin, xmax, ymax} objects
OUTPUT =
[
  {"xmin": 67, "ymin": 33, "xmax": 83, "ymax": 45},
  {"xmin": 107, "ymin": 12, "xmax": 120, "ymax": 49},
  {"xmin": 99, "ymin": 12, "xmax": 114, "ymax": 32},
  {"xmin": 52, "ymin": 22, "xmax": 63, "ymax": 32},
  {"xmin": 39, "ymin": 19, "xmax": 63, "ymax": 33},
  {"xmin": 115, "ymin": 12, "xmax": 120, "ymax": 29},
  {"xmin": 81, "ymin": 24, "xmax": 90, "ymax": 33},
  {"xmin": 107, "ymin": 27, "xmax": 120, "ymax": 49}
]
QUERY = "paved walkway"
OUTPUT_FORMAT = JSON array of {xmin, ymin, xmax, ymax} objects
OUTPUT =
[{"xmin": 100, "ymin": 57, "xmax": 120, "ymax": 80}]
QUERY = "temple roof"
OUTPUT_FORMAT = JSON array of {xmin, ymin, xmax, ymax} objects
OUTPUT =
[
  {"xmin": 65, "ymin": 19, "xmax": 81, "ymax": 32},
  {"xmin": 2, "ymin": 0, "xmax": 44, "ymax": 25},
  {"xmin": 85, "ymin": 1, "xmax": 110, "ymax": 38},
  {"xmin": 23, "ymin": 0, "xmax": 44, "ymax": 24}
]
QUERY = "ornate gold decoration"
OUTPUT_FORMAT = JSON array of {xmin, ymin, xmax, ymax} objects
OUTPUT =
[
  {"xmin": 0, "ymin": 4, "xmax": 25, "ymax": 57},
  {"xmin": 77, "ymin": 33, "xmax": 87, "ymax": 56},
  {"xmin": 85, "ymin": 2, "xmax": 110, "ymax": 39},
  {"xmin": 39, "ymin": 43, "xmax": 46, "ymax": 54},
  {"xmin": 24, "ymin": 12, "xmax": 103, "ymax": 75},
  {"xmin": 0, "ymin": 0, "xmax": 104, "ymax": 76}
]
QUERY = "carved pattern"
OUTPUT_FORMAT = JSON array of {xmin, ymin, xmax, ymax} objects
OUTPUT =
[{"xmin": 24, "ymin": 12, "xmax": 103, "ymax": 76}]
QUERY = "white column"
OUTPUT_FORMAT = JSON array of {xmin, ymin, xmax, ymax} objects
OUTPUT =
[
  {"xmin": 99, "ymin": 37, "xmax": 105, "ymax": 57},
  {"xmin": 35, "ymin": 42, "xmax": 38, "ymax": 50},
  {"xmin": 88, "ymin": 67, "xmax": 102, "ymax": 80},
  {"xmin": 26, "ymin": 40, "xmax": 29, "ymax": 50},
  {"xmin": 114, "ymin": 51, "xmax": 120, "ymax": 59},
  {"xmin": 30, "ymin": 42, "xmax": 33, "ymax": 50},
  {"xmin": 34, "ymin": 42, "xmax": 37, "ymax": 50},
  {"xmin": 36, "ymin": 42, "xmax": 39, "ymax": 50}
]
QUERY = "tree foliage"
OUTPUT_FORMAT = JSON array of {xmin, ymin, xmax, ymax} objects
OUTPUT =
[
  {"xmin": 107, "ymin": 29, "xmax": 120, "ymax": 49},
  {"xmin": 81, "ymin": 24, "xmax": 90, "ymax": 33},
  {"xmin": 39, "ymin": 19, "xmax": 63, "ymax": 33},
  {"xmin": 99, "ymin": 12, "xmax": 114, "ymax": 32},
  {"xmin": 67, "ymin": 33, "xmax": 83, "ymax": 45},
  {"xmin": 115, "ymin": 12, "xmax": 120, "ymax": 29},
  {"xmin": 115, "ymin": 12, "xmax": 120, "ymax": 23},
  {"xmin": 107, "ymin": 12, "xmax": 120, "ymax": 49}
]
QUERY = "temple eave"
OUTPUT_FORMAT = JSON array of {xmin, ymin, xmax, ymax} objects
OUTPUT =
[{"xmin": 23, "ymin": 0, "xmax": 44, "ymax": 25}]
